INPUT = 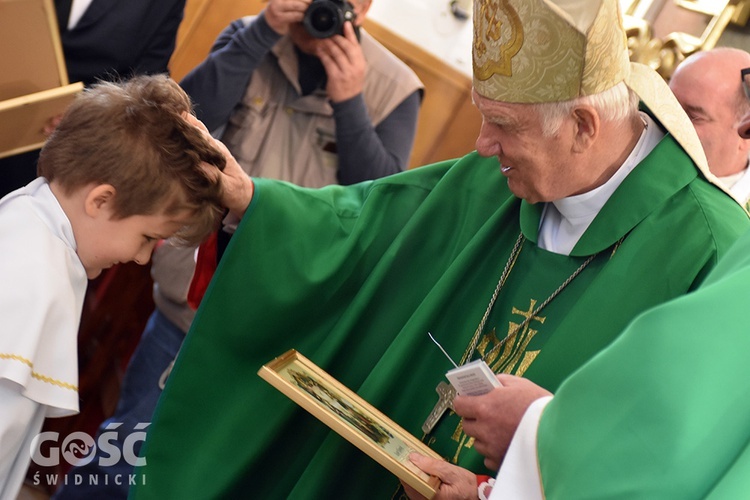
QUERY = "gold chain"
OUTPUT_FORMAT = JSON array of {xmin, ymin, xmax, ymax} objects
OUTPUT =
[
  {"xmin": 460, "ymin": 232, "xmax": 525, "ymax": 364},
  {"xmin": 461, "ymin": 231, "xmax": 599, "ymax": 367}
]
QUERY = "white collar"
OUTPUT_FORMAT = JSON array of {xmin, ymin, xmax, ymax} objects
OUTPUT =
[
  {"xmin": 720, "ymin": 164, "xmax": 750, "ymax": 205},
  {"xmin": 67, "ymin": 0, "xmax": 94, "ymax": 30},
  {"xmin": 538, "ymin": 112, "xmax": 664, "ymax": 255}
]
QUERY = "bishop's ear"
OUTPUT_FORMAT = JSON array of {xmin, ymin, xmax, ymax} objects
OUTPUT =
[
  {"xmin": 571, "ymin": 105, "xmax": 599, "ymax": 153},
  {"xmin": 83, "ymin": 184, "xmax": 117, "ymax": 218}
]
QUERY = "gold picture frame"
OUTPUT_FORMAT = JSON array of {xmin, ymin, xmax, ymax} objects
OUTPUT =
[{"xmin": 258, "ymin": 349, "xmax": 443, "ymax": 498}]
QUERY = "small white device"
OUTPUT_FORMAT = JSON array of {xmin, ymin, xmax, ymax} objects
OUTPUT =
[
  {"xmin": 428, "ymin": 332, "xmax": 501, "ymax": 396},
  {"xmin": 445, "ymin": 359, "xmax": 502, "ymax": 396}
]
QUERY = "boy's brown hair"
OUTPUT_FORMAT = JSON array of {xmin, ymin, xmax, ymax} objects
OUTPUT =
[{"xmin": 37, "ymin": 74, "xmax": 226, "ymax": 244}]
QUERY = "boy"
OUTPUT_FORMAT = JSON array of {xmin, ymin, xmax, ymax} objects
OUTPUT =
[{"xmin": 0, "ymin": 74, "xmax": 230, "ymax": 498}]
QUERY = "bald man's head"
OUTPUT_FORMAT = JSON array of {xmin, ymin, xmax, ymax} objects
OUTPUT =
[{"xmin": 670, "ymin": 48, "xmax": 750, "ymax": 177}]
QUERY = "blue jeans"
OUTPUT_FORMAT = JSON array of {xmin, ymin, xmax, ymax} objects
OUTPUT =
[{"xmin": 52, "ymin": 309, "xmax": 185, "ymax": 499}]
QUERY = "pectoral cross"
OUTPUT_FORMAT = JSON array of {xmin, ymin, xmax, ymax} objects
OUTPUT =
[{"xmin": 422, "ymin": 381, "xmax": 457, "ymax": 434}]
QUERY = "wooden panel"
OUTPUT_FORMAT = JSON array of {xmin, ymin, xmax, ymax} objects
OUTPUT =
[
  {"xmin": 0, "ymin": 82, "xmax": 83, "ymax": 158},
  {"xmin": 169, "ymin": 0, "xmax": 265, "ymax": 82},
  {"xmin": 0, "ymin": 0, "xmax": 83, "ymax": 158},
  {"xmin": 652, "ymin": 0, "xmax": 719, "ymax": 40},
  {"xmin": 363, "ymin": 19, "xmax": 480, "ymax": 167},
  {"xmin": 427, "ymin": 91, "xmax": 482, "ymax": 164},
  {"xmin": 0, "ymin": 0, "xmax": 69, "ymax": 98}
]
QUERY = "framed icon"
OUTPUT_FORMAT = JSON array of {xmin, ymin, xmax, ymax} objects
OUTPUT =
[{"xmin": 258, "ymin": 349, "xmax": 443, "ymax": 498}]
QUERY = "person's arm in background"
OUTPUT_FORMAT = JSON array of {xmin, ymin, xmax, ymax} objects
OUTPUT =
[
  {"xmin": 319, "ymin": 22, "xmax": 421, "ymax": 184},
  {"xmin": 333, "ymin": 90, "xmax": 421, "ymax": 184},
  {"xmin": 180, "ymin": 13, "xmax": 283, "ymax": 131}
]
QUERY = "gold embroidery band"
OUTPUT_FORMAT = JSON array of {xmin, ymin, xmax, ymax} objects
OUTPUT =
[
  {"xmin": 473, "ymin": 0, "xmax": 524, "ymax": 80},
  {"xmin": 472, "ymin": 0, "xmax": 629, "ymax": 103},
  {"xmin": 0, "ymin": 352, "xmax": 33, "ymax": 367},
  {"xmin": 0, "ymin": 352, "xmax": 78, "ymax": 392}
]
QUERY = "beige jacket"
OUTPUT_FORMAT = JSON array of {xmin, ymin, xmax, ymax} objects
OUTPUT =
[{"xmin": 221, "ymin": 21, "xmax": 423, "ymax": 188}]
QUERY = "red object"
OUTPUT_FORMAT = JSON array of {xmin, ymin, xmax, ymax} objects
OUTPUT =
[{"xmin": 187, "ymin": 230, "xmax": 218, "ymax": 310}]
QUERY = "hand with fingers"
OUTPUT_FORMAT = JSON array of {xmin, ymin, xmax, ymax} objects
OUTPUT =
[
  {"xmin": 402, "ymin": 454, "xmax": 478, "ymax": 500},
  {"xmin": 265, "ymin": 0, "xmax": 312, "ymax": 35},
  {"xmin": 183, "ymin": 113, "xmax": 254, "ymax": 218},
  {"xmin": 403, "ymin": 375, "xmax": 552, "ymax": 499},
  {"xmin": 454, "ymin": 374, "xmax": 552, "ymax": 471},
  {"xmin": 317, "ymin": 21, "xmax": 366, "ymax": 103}
]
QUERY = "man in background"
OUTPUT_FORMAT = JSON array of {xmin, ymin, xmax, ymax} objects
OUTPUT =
[
  {"xmin": 182, "ymin": 0, "xmax": 423, "ymax": 185},
  {"xmin": 670, "ymin": 47, "xmax": 750, "ymax": 209}
]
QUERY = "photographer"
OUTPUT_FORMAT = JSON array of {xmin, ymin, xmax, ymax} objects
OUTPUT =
[
  {"xmin": 183, "ymin": 0, "xmax": 424, "ymax": 186},
  {"xmin": 52, "ymin": 1, "xmax": 422, "ymax": 498}
]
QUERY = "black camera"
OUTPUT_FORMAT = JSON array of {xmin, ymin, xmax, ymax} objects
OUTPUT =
[{"xmin": 302, "ymin": 0, "xmax": 357, "ymax": 39}]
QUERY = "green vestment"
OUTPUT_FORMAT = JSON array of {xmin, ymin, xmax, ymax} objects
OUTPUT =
[
  {"xmin": 536, "ymin": 226, "xmax": 750, "ymax": 498},
  {"xmin": 132, "ymin": 135, "xmax": 748, "ymax": 499}
]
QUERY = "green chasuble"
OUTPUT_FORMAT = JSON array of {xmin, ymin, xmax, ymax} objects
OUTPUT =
[
  {"xmin": 133, "ymin": 135, "xmax": 748, "ymax": 498},
  {"xmin": 536, "ymin": 227, "xmax": 750, "ymax": 498}
]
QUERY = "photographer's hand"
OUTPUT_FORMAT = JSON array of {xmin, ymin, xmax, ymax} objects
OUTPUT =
[
  {"xmin": 265, "ymin": 0, "xmax": 311, "ymax": 35},
  {"xmin": 317, "ymin": 21, "xmax": 366, "ymax": 103}
]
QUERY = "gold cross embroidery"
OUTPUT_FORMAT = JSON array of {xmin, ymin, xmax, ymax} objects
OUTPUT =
[{"xmin": 449, "ymin": 299, "xmax": 545, "ymax": 461}]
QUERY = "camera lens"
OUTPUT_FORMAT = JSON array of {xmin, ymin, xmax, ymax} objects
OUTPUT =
[
  {"xmin": 303, "ymin": 1, "xmax": 343, "ymax": 39},
  {"xmin": 310, "ymin": 8, "xmax": 336, "ymax": 33}
]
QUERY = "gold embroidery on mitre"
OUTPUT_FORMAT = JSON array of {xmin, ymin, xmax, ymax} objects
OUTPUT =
[
  {"xmin": 472, "ymin": 0, "xmax": 632, "ymax": 104},
  {"xmin": 580, "ymin": 0, "xmax": 629, "ymax": 96},
  {"xmin": 473, "ymin": 0, "xmax": 586, "ymax": 103},
  {"xmin": 473, "ymin": 0, "xmax": 524, "ymax": 80}
]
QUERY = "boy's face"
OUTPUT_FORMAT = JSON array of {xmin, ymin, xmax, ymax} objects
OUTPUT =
[{"xmin": 77, "ymin": 208, "xmax": 193, "ymax": 280}]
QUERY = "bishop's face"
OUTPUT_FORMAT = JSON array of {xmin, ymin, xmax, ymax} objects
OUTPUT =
[{"xmin": 473, "ymin": 90, "xmax": 590, "ymax": 204}]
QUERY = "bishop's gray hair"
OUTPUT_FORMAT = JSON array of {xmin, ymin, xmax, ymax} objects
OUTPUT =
[{"xmin": 534, "ymin": 81, "xmax": 640, "ymax": 137}]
